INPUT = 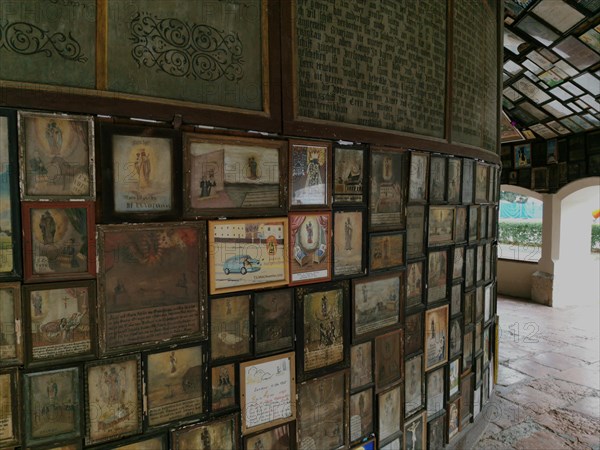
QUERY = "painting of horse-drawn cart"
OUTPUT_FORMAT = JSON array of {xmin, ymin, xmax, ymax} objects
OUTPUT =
[{"xmin": 23, "ymin": 281, "xmax": 95, "ymax": 367}]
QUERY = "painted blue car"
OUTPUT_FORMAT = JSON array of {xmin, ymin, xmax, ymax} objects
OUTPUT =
[{"xmin": 223, "ymin": 255, "xmax": 261, "ymax": 275}]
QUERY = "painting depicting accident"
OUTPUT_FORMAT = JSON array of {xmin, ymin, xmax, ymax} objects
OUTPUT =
[
  {"xmin": 209, "ymin": 218, "xmax": 289, "ymax": 294},
  {"xmin": 97, "ymin": 222, "xmax": 206, "ymax": 354},
  {"xmin": 185, "ymin": 135, "xmax": 285, "ymax": 217},
  {"xmin": 24, "ymin": 281, "xmax": 95, "ymax": 365}
]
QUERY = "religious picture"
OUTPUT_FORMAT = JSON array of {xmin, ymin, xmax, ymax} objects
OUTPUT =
[
  {"xmin": 22, "ymin": 202, "xmax": 95, "ymax": 282},
  {"xmin": 426, "ymin": 366, "xmax": 444, "ymax": 418},
  {"xmin": 403, "ymin": 411, "xmax": 426, "ymax": 450},
  {"xmin": 462, "ymin": 159, "xmax": 474, "ymax": 205},
  {"xmin": 210, "ymin": 294, "xmax": 251, "ymax": 362},
  {"xmin": 244, "ymin": 423, "xmax": 293, "ymax": 450},
  {"xmin": 350, "ymin": 341, "xmax": 373, "ymax": 390},
  {"xmin": 428, "ymin": 413, "xmax": 446, "ymax": 449},
  {"xmin": 334, "ymin": 145, "xmax": 365, "ymax": 203},
  {"xmin": 454, "ymin": 206, "xmax": 468, "ymax": 243},
  {"xmin": 514, "ymin": 143, "xmax": 531, "ymax": 168},
  {"xmin": 447, "ymin": 158, "xmax": 462, "ymax": 204},
  {"xmin": 297, "ymin": 282, "xmax": 348, "ymax": 377},
  {"xmin": 425, "ymin": 305, "xmax": 449, "ymax": 371},
  {"xmin": 146, "ymin": 345, "xmax": 205, "ymax": 427},
  {"xmin": 408, "ymin": 151, "xmax": 429, "ymax": 203},
  {"xmin": 85, "ymin": 355, "xmax": 142, "ymax": 445},
  {"xmin": 108, "ymin": 129, "xmax": 175, "ymax": 216},
  {"xmin": 289, "ymin": 140, "xmax": 330, "ymax": 207},
  {"xmin": 407, "ymin": 205, "xmax": 426, "ymax": 258},
  {"xmin": 427, "ymin": 249, "xmax": 448, "ymax": 304},
  {"xmin": 211, "ymin": 364, "xmax": 236, "ymax": 412},
  {"xmin": 209, "ymin": 218, "xmax": 289, "ymax": 294},
  {"xmin": 449, "ymin": 318, "xmax": 463, "ymax": 360},
  {"xmin": 452, "ymin": 247, "xmax": 465, "ymax": 281},
  {"xmin": 18, "ymin": 111, "xmax": 94, "ymax": 200},
  {"xmin": 171, "ymin": 414, "xmax": 238, "ymax": 450},
  {"xmin": 428, "ymin": 206, "xmax": 454, "ymax": 245},
  {"xmin": 185, "ymin": 134, "xmax": 285, "ymax": 216},
  {"xmin": 475, "ymin": 163, "xmax": 489, "ymax": 204},
  {"xmin": 406, "ymin": 261, "xmax": 424, "ymax": 310},
  {"xmin": 369, "ymin": 149, "xmax": 406, "ymax": 230},
  {"xmin": 23, "ymin": 367, "xmax": 81, "ymax": 447},
  {"xmin": 254, "ymin": 288, "xmax": 294, "ymax": 356},
  {"xmin": 24, "ymin": 281, "xmax": 95, "ymax": 366},
  {"xmin": 289, "ymin": 212, "xmax": 331, "ymax": 285},
  {"xmin": 297, "ymin": 370, "xmax": 347, "ymax": 450},
  {"xmin": 405, "ymin": 311, "xmax": 423, "ymax": 356},
  {"xmin": 378, "ymin": 383, "xmax": 401, "ymax": 443},
  {"xmin": 449, "ymin": 359, "xmax": 460, "ymax": 400},
  {"xmin": 405, "ymin": 354, "xmax": 423, "ymax": 417},
  {"xmin": 448, "ymin": 398, "xmax": 461, "ymax": 441},
  {"xmin": 547, "ymin": 139, "xmax": 558, "ymax": 164},
  {"xmin": 463, "ymin": 329, "xmax": 474, "ymax": 373},
  {"xmin": 352, "ymin": 273, "xmax": 402, "ymax": 342},
  {"xmin": 350, "ymin": 388, "xmax": 373, "ymax": 442},
  {"xmin": 369, "ymin": 231, "xmax": 405, "ymax": 272},
  {"xmin": 0, "ymin": 369, "xmax": 18, "ymax": 448},
  {"xmin": 451, "ymin": 283, "xmax": 462, "ymax": 317},
  {"xmin": 375, "ymin": 329, "xmax": 402, "ymax": 391},
  {"xmin": 333, "ymin": 210, "xmax": 364, "ymax": 277},
  {"xmin": 0, "ymin": 283, "xmax": 22, "ymax": 365},
  {"xmin": 429, "ymin": 156, "xmax": 447, "ymax": 203}
]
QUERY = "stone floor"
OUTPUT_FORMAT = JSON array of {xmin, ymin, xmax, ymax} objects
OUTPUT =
[{"xmin": 474, "ymin": 296, "xmax": 600, "ymax": 450}]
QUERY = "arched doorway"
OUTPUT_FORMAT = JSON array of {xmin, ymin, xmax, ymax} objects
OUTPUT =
[{"xmin": 554, "ymin": 178, "xmax": 600, "ymax": 308}]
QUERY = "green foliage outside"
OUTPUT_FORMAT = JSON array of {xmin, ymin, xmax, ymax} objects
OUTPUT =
[
  {"xmin": 499, "ymin": 222, "xmax": 600, "ymax": 252},
  {"xmin": 593, "ymin": 224, "xmax": 600, "ymax": 252}
]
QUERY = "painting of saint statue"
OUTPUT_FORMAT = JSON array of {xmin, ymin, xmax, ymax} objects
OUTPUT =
[
  {"xmin": 289, "ymin": 140, "xmax": 330, "ymax": 208},
  {"xmin": 425, "ymin": 305, "xmax": 449, "ymax": 371},
  {"xmin": 369, "ymin": 149, "xmax": 406, "ymax": 230},
  {"xmin": 334, "ymin": 145, "xmax": 365, "ymax": 204}
]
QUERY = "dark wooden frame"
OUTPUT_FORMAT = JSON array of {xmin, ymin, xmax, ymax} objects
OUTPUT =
[
  {"xmin": 406, "ymin": 260, "xmax": 426, "ymax": 311},
  {"xmin": 288, "ymin": 139, "xmax": 332, "ymax": 210},
  {"xmin": 0, "ymin": 108, "xmax": 22, "ymax": 281},
  {"xmin": 170, "ymin": 413, "xmax": 240, "ymax": 450},
  {"xmin": 377, "ymin": 382, "xmax": 403, "ymax": 446},
  {"xmin": 428, "ymin": 205, "xmax": 455, "ymax": 247},
  {"xmin": 426, "ymin": 365, "xmax": 446, "ymax": 420},
  {"xmin": 333, "ymin": 207, "xmax": 367, "ymax": 279},
  {"xmin": 374, "ymin": 328, "xmax": 403, "ymax": 393},
  {"xmin": 351, "ymin": 271, "xmax": 404, "ymax": 343},
  {"xmin": 209, "ymin": 362, "xmax": 239, "ymax": 415},
  {"xmin": 0, "ymin": 281, "xmax": 23, "ymax": 366},
  {"xmin": 143, "ymin": 342, "xmax": 208, "ymax": 431},
  {"xmin": 97, "ymin": 122, "xmax": 182, "ymax": 223},
  {"xmin": 404, "ymin": 353, "xmax": 424, "ymax": 418},
  {"xmin": 333, "ymin": 143, "xmax": 368, "ymax": 205},
  {"xmin": 23, "ymin": 365, "xmax": 83, "ymax": 448},
  {"xmin": 427, "ymin": 411, "xmax": 446, "ymax": 448},
  {"xmin": 408, "ymin": 151, "xmax": 430, "ymax": 204},
  {"xmin": 447, "ymin": 397, "xmax": 461, "ymax": 443},
  {"xmin": 21, "ymin": 201, "xmax": 96, "ymax": 283},
  {"xmin": 452, "ymin": 245, "xmax": 465, "ymax": 282},
  {"xmin": 350, "ymin": 341, "xmax": 374, "ymax": 393},
  {"xmin": 23, "ymin": 280, "xmax": 97, "ymax": 368},
  {"xmin": 405, "ymin": 310, "xmax": 424, "ymax": 357},
  {"xmin": 209, "ymin": 293, "xmax": 253, "ymax": 364},
  {"xmin": 407, "ymin": 205, "xmax": 427, "ymax": 260},
  {"xmin": 349, "ymin": 387, "xmax": 374, "ymax": 444},
  {"xmin": 368, "ymin": 147, "xmax": 407, "ymax": 232},
  {"xmin": 429, "ymin": 155, "xmax": 448, "ymax": 204},
  {"xmin": 93, "ymin": 432, "xmax": 168, "ymax": 450},
  {"xmin": 253, "ymin": 288, "xmax": 295, "ymax": 357},
  {"xmin": 96, "ymin": 221, "xmax": 208, "ymax": 355},
  {"xmin": 447, "ymin": 156, "xmax": 463, "ymax": 204},
  {"xmin": 288, "ymin": 211, "xmax": 332, "ymax": 286},
  {"xmin": 295, "ymin": 280, "xmax": 350, "ymax": 381},
  {"xmin": 424, "ymin": 305, "xmax": 450, "ymax": 371},
  {"xmin": 403, "ymin": 411, "xmax": 427, "ymax": 450},
  {"xmin": 450, "ymin": 282, "xmax": 464, "ymax": 318},
  {"xmin": 0, "ymin": 367, "xmax": 19, "ymax": 449},
  {"xmin": 368, "ymin": 230, "xmax": 406, "ymax": 273},
  {"xmin": 183, "ymin": 133, "xmax": 287, "ymax": 218},
  {"xmin": 427, "ymin": 248, "xmax": 450, "ymax": 305},
  {"xmin": 243, "ymin": 422, "xmax": 296, "ymax": 450},
  {"xmin": 454, "ymin": 205, "xmax": 468, "ymax": 244}
]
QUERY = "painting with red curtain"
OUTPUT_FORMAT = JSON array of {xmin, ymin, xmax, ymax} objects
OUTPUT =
[{"xmin": 289, "ymin": 212, "xmax": 331, "ymax": 285}]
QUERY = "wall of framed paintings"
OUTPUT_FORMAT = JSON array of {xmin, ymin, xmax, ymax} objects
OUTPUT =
[
  {"xmin": 0, "ymin": 1, "xmax": 506, "ymax": 449},
  {"xmin": 0, "ymin": 107, "xmax": 502, "ymax": 449}
]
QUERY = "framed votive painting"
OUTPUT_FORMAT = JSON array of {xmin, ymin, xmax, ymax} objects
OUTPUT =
[
  {"xmin": 289, "ymin": 212, "xmax": 331, "ymax": 285},
  {"xmin": 289, "ymin": 140, "xmax": 331, "ymax": 208}
]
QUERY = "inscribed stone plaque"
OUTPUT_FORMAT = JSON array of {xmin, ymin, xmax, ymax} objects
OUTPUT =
[
  {"xmin": 107, "ymin": 0, "xmax": 263, "ymax": 110},
  {"xmin": 452, "ymin": 1, "xmax": 499, "ymax": 152},
  {"xmin": 295, "ymin": 0, "xmax": 446, "ymax": 137},
  {"xmin": 0, "ymin": 0, "xmax": 96, "ymax": 88}
]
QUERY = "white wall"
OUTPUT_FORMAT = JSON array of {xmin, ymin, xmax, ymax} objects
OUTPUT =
[{"xmin": 497, "ymin": 259, "xmax": 539, "ymax": 299}]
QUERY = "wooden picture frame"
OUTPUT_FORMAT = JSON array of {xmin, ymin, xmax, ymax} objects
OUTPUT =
[
  {"xmin": 0, "ymin": 282, "xmax": 23, "ymax": 366},
  {"xmin": 465, "ymin": 247, "xmax": 475, "ymax": 289},
  {"xmin": 374, "ymin": 329, "xmax": 403, "ymax": 392},
  {"xmin": 210, "ymin": 363, "xmax": 238, "ymax": 414},
  {"xmin": 468, "ymin": 206, "xmax": 479, "ymax": 243},
  {"xmin": 428, "ymin": 206, "xmax": 455, "ymax": 246},
  {"xmin": 377, "ymin": 382, "xmax": 402, "ymax": 445},
  {"xmin": 209, "ymin": 217, "xmax": 289, "ymax": 294},
  {"xmin": 183, "ymin": 133, "xmax": 287, "ymax": 218},
  {"xmin": 426, "ymin": 365, "xmax": 445, "ymax": 419},
  {"xmin": 96, "ymin": 433, "xmax": 168, "ymax": 449},
  {"xmin": 243, "ymin": 422, "xmax": 294, "ymax": 450},
  {"xmin": 452, "ymin": 246, "xmax": 465, "ymax": 281},
  {"xmin": 404, "ymin": 411, "xmax": 426, "ymax": 450},
  {"xmin": 352, "ymin": 272, "xmax": 403, "ymax": 343},
  {"xmin": 407, "ymin": 205, "xmax": 426, "ymax": 259},
  {"xmin": 463, "ymin": 327, "xmax": 474, "ymax": 374},
  {"xmin": 296, "ymin": 281, "xmax": 349, "ymax": 380},
  {"xmin": 210, "ymin": 294, "xmax": 252, "ymax": 363},
  {"xmin": 23, "ymin": 280, "xmax": 96, "ymax": 367},
  {"xmin": 464, "ymin": 290, "xmax": 475, "ymax": 327},
  {"xmin": 408, "ymin": 151, "xmax": 429, "ymax": 204},
  {"xmin": 350, "ymin": 341, "xmax": 374, "ymax": 392},
  {"xmin": 289, "ymin": 139, "xmax": 331, "ymax": 209},
  {"xmin": 349, "ymin": 387, "xmax": 374, "ymax": 444},
  {"xmin": 460, "ymin": 373, "xmax": 473, "ymax": 426},
  {"xmin": 297, "ymin": 370, "xmax": 348, "ymax": 450},
  {"xmin": 240, "ymin": 352, "xmax": 296, "ymax": 435},
  {"xmin": 429, "ymin": 155, "xmax": 447, "ymax": 204},
  {"xmin": 425, "ymin": 305, "xmax": 449, "ymax": 371},
  {"xmin": 352, "ymin": 436, "xmax": 376, "ymax": 450},
  {"xmin": 333, "ymin": 208, "xmax": 366, "ymax": 278},
  {"xmin": 145, "ymin": 343, "xmax": 207, "ymax": 429},
  {"xmin": 514, "ymin": 143, "xmax": 531, "ymax": 168},
  {"xmin": 333, "ymin": 144, "xmax": 367, "ymax": 205},
  {"xmin": 406, "ymin": 260, "xmax": 425, "ymax": 310},
  {"xmin": 475, "ymin": 163, "xmax": 489, "ymax": 204},
  {"xmin": 369, "ymin": 230, "xmax": 405, "ymax": 272},
  {"xmin": 405, "ymin": 354, "xmax": 424, "ymax": 418},
  {"xmin": 447, "ymin": 398, "xmax": 461, "ymax": 442},
  {"xmin": 98, "ymin": 122, "xmax": 182, "ymax": 222},
  {"xmin": 532, "ymin": 167, "xmax": 549, "ymax": 191},
  {"xmin": 369, "ymin": 148, "xmax": 406, "ymax": 231},
  {"xmin": 254, "ymin": 288, "xmax": 295, "ymax": 357},
  {"xmin": 0, "ymin": 108, "xmax": 21, "ymax": 280},
  {"xmin": 447, "ymin": 157, "xmax": 462, "ymax": 204},
  {"xmin": 461, "ymin": 159, "xmax": 474, "ymax": 205},
  {"xmin": 96, "ymin": 222, "xmax": 207, "ymax": 355},
  {"xmin": 427, "ymin": 249, "xmax": 448, "ymax": 304},
  {"xmin": 85, "ymin": 354, "xmax": 142, "ymax": 446},
  {"xmin": 405, "ymin": 310, "xmax": 424, "ymax": 357},
  {"xmin": 454, "ymin": 206, "xmax": 468, "ymax": 243},
  {"xmin": 288, "ymin": 212, "xmax": 331, "ymax": 285},
  {"xmin": 448, "ymin": 357, "xmax": 461, "ymax": 400},
  {"xmin": 427, "ymin": 412, "xmax": 446, "ymax": 448},
  {"xmin": 171, "ymin": 413, "xmax": 239, "ymax": 450},
  {"xmin": 18, "ymin": 111, "xmax": 95, "ymax": 201},
  {"xmin": 0, "ymin": 367, "xmax": 19, "ymax": 448},
  {"xmin": 22, "ymin": 201, "xmax": 95, "ymax": 283},
  {"xmin": 478, "ymin": 205, "xmax": 488, "ymax": 241},
  {"xmin": 23, "ymin": 366, "xmax": 82, "ymax": 447}
]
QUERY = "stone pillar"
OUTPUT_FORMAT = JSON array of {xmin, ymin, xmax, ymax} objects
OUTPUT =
[{"xmin": 531, "ymin": 193, "xmax": 559, "ymax": 306}]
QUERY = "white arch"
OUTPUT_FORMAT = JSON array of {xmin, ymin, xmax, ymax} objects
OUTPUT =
[
  {"xmin": 500, "ymin": 184, "xmax": 543, "ymax": 201},
  {"xmin": 555, "ymin": 177, "xmax": 600, "ymax": 201}
]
